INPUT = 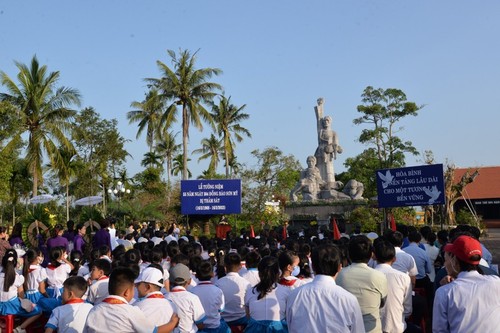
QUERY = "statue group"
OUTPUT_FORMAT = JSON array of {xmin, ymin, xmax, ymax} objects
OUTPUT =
[{"xmin": 290, "ymin": 98, "xmax": 364, "ymax": 202}]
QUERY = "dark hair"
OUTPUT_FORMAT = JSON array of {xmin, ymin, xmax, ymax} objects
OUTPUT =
[
  {"xmin": 63, "ymin": 276, "xmax": 88, "ymax": 298},
  {"xmin": 189, "ymin": 255, "xmax": 203, "ymax": 273},
  {"xmin": 311, "ymin": 244, "xmax": 341, "ymax": 276},
  {"xmin": 51, "ymin": 224, "xmax": 64, "ymax": 238},
  {"xmin": 426, "ymin": 232, "xmax": 437, "ymax": 245},
  {"xmin": 2, "ymin": 249, "xmax": 17, "ymax": 292},
  {"xmin": 171, "ymin": 253, "xmax": 190, "ymax": 267},
  {"xmin": 99, "ymin": 219, "xmax": 110, "ymax": 229},
  {"xmin": 195, "ymin": 261, "xmax": 213, "ymax": 281},
  {"xmin": 66, "ymin": 220, "xmax": 75, "ymax": 231},
  {"xmin": 49, "ymin": 247, "xmax": 64, "ymax": 268},
  {"xmin": 70, "ymin": 250, "xmax": 84, "ymax": 276},
  {"xmin": 297, "ymin": 253, "xmax": 312, "ymax": 279},
  {"xmin": 254, "ymin": 256, "xmax": 279, "ymax": 300},
  {"xmin": 76, "ymin": 223, "xmax": 85, "ymax": 232},
  {"xmin": 278, "ymin": 250, "xmax": 297, "ymax": 273},
  {"xmin": 373, "ymin": 239, "xmax": 396, "ymax": 263},
  {"xmin": 245, "ymin": 251, "xmax": 262, "ymax": 269},
  {"xmin": 408, "ymin": 231, "xmax": 422, "ymax": 243},
  {"xmin": 10, "ymin": 222, "xmax": 23, "ymax": 239},
  {"xmin": 23, "ymin": 248, "xmax": 42, "ymax": 289},
  {"xmin": 387, "ymin": 231, "xmax": 404, "ymax": 247},
  {"xmin": 108, "ymin": 267, "xmax": 137, "ymax": 295},
  {"xmin": 92, "ymin": 259, "xmax": 112, "ymax": 276},
  {"xmin": 224, "ymin": 253, "xmax": 241, "ymax": 271},
  {"xmin": 348, "ymin": 235, "xmax": 373, "ymax": 263},
  {"xmin": 99, "ymin": 245, "xmax": 111, "ymax": 257}
]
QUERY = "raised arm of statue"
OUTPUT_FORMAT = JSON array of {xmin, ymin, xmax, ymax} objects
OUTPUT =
[{"xmin": 315, "ymin": 98, "xmax": 324, "ymax": 145}]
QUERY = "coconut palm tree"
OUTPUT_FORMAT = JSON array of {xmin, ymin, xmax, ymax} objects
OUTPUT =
[
  {"xmin": 127, "ymin": 89, "xmax": 164, "ymax": 152},
  {"xmin": 141, "ymin": 151, "xmax": 163, "ymax": 169},
  {"xmin": 0, "ymin": 55, "xmax": 81, "ymax": 196},
  {"xmin": 147, "ymin": 49, "xmax": 222, "ymax": 180},
  {"xmin": 171, "ymin": 154, "xmax": 192, "ymax": 179},
  {"xmin": 192, "ymin": 133, "xmax": 223, "ymax": 176},
  {"xmin": 210, "ymin": 95, "xmax": 251, "ymax": 178},
  {"xmin": 156, "ymin": 131, "xmax": 181, "ymax": 187}
]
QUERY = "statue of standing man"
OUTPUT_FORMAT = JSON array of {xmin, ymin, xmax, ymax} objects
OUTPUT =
[{"xmin": 314, "ymin": 98, "xmax": 343, "ymax": 190}]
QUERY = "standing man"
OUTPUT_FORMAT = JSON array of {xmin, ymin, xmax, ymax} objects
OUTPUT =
[{"xmin": 286, "ymin": 244, "xmax": 364, "ymax": 333}]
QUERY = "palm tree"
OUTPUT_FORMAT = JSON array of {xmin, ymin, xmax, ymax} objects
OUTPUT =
[
  {"xmin": 0, "ymin": 55, "xmax": 81, "ymax": 196},
  {"xmin": 171, "ymin": 154, "xmax": 192, "ymax": 179},
  {"xmin": 147, "ymin": 49, "xmax": 222, "ymax": 180},
  {"xmin": 127, "ymin": 89, "xmax": 164, "ymax": 152},
  {"xmin": 156, "ymin": 131, "xmax": 181, "ymax": 187},
  {"xmin": 141, "ymin": 151, "xmax": 163, "ymax": 169},
  {"xmin": 210, "ymin": 95, "xmax": 251, "ymax": 178},
  {"xmin": 192, "ymin": 133, "xmax": 223, "ymax": 175}
]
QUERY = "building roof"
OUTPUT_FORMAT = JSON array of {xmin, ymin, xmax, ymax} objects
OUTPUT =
[{"xmin": 454, "ymin": 166, "xmax": 500, "ymax": 199}]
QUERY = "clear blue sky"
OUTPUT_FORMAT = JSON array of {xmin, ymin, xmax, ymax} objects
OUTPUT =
[{"xmin": 1, "ymin": 1, "xmax": 499, "ymax": 181}]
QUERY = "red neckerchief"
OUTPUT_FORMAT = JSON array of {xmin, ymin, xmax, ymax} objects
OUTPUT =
[
  {"xmin": 171, "ymin": 286, "xmax": 187, "ymax": 293},
  {"xmin": 102, "ymin": 296, "xmax": 127, "ymax": 305},
  {"xmin": 278, "ymin": 278, "xmax": 297, "ymax": 286},
  {"xmin": 98, "ymin": 275, "xmax": 109, "ymax": 281},
  {"xmin": 29, "ymin": 265, "xmax": 38, "ymax": 273},
  {"xmin": 146, "ymin": 292, "xmax": 165, "ymax": 299},
  {"xmin": 198, "ymin": 281, "xmax": 213, "ymax": 285},
  {"xmin": 47, "ymin": 263, "xmax": 57, "ymax": 270},
  {"xmin": 65, "ymin": 299, "xmax": 85, "ymax": 305}
]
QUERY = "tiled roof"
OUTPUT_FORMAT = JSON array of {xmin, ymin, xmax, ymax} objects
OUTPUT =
[{"xmin": 454, "ymin": 166, "xmax": 500, "ymax": 199}]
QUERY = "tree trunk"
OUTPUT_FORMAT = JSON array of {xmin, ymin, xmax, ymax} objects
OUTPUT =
[
  {"xmin": 32, "ymin": 165, "xmax": 38, "ymax": 197},
  {"xmin": 182, "ymin": 105, "xmax": 189, "ymax": 180},
  {"xmin": 66, "ymin": 182, "xmax": 70, "ymax": 222}
]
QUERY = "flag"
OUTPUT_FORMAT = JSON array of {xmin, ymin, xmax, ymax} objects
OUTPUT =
[
  {"xmin": 390, "ymin": 214, "xmax": 397, "ymax": 232},
  {"xmin": 332, "ymin": 218, "xmax": 341, "ymax": 240},
  {"xmin": 250, "ymin": 225, "xmax": 255, "ymax": 238},
  {"xmin": 282, "ymin": 224, "xmax": 287, "ymax": 240}
]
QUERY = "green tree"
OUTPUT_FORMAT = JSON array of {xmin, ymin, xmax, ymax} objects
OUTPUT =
[
  {"xmin": 210, "ymin": 95, "xmax": 251, "ymax": 178},
  {"xmin": 192, "ymin": 134, "xmax": 222, "ymax": 175},
  {"xmin": 147, "ymin": 49, "xmax": 222, "ymax": 180},
  {"xmin": 141, "ymin": 151, "xmax": 163, "ymax": 169},
  {"xmin": 171, "ymin": 154, "xmax": 192, "ymax": 179},
  {"xmin": 156, "ymin": 131, "xmax": 181, "ymax": 188},
  {"xmin": 0, "ymin": 101, "xmax": 22, "ymax": 204},
  {"xmin": 0, "ymin": 55, "xmax": 81, "ymax": 196},
  {"xmin": 127, "ymin": 89, "xmax": 164, "ymax": 152}
]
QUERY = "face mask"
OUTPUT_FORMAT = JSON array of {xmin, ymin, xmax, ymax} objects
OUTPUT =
[{"xmin": 291, "ymin": 266, "xmax": 300, "ymax": 277}]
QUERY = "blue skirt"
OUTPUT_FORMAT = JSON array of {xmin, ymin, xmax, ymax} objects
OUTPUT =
[
  {"xmin": 25, "ymin": 290, "xmax": 43, "ymax": 304},
  {"xmin": 0, "ymin": 297, "xmax": 41, "ymax": 317},
  {"xmin": 200, "ymin": 318, "xmax": 231, "ymax": 333},
  {"xmin": 244, "ymin": 318, "xmax": 288, "ymax": 333}
]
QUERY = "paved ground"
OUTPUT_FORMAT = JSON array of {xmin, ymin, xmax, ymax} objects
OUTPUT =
[{"xmin": 482, "ymin": 228, "xmax": 500, "ymax": 268}]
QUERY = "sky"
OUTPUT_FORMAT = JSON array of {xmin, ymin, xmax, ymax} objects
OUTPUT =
[{"xmin": 1, "ymin": 1, "xmax": 499, "ymax": 182}]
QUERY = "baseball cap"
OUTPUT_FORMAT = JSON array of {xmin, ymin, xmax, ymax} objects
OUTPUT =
[
  {"xmin": 444, "ymin": 235, "xmax": 482, "ymax": 265},
  {"xmin": 134, "ymin": 267, "xmax": 164, "ymax": 287},
  {"xmin": 169, "ymin": 263, "xmax": 191, "ymax": 284}
]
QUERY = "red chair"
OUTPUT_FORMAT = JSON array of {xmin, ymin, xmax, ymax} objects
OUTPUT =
[{"xmin": 0, "ymin": 314, "xmax": 15, "ymax": 333}]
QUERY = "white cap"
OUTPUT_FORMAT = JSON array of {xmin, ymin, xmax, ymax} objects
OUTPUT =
[
  {"xmin": 366, "ymin": 232, "xmax": 379, "ymax": 241},
  {"xmin": 134, "ymin": 267, "xmax": 164, "ymax": 287},
  {"xmin": 137, "ymin": 237, "xmax": 148, "ymax": 243}
]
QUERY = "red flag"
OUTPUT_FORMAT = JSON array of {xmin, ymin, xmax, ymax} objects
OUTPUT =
[
  {"xmin": 390, "ymin": 214, "xmax": 397, "ymax": 232},
  {"xmin": 250, "ymin": 225, "xmax": 255, "ymax": 238},
  {"xmin": 332, "ymin": 218, "xmax": 341, "ymax": 240},
  {"xmin": 282, "ymin": 225, "xmax": 287, "ymax": 240}
]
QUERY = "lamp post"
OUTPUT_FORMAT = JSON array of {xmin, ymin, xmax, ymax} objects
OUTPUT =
[{"xmin": 107, "ymin": 181, "xmax": 131, "ymax": 226}]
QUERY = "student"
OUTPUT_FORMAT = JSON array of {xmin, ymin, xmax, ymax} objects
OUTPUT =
[
  {"xmin": 70, "ymin": 250, "xmax": 89, "ymax": 277},
  {"xmin": 22, "ymin": 248, "xmax": 47, "ymax": 304},
  {"xmin": 0, "ymin": 249, "xmax": 42, "ymax": 333},
  {"xmin": 87, "ymin": 259, "xmax": 111, "ymax": 305},
  {"xmin": 240, "ymin": 251, "xmax": 261, "ymax": 287},
  {"xmin": 191, "ymin": 261, "xmax": 230, "ymax": 333},
  {"xmin": 84, "ymin": 266, "xmax": 179, "ymax": 333},
  {"xmin": 133, "ymin": 266, "xmax": 176, "ymax": 326},
  {"xmin": 45, "ymin": 276, "xmax": 93, "ymax": 333},
  {"xmin": 276, "ymin": 251, "xmax": 303, "ymax": 321},
  {"xmin": 244, "ymin": 256, "xmax": 287, "ymax": 333},
  {"xmin": 215, "ymin": 253, "xmax": 250, "ymax": 329},
  {"xmin": 167, "ymin": 264, "xmax": 206, "ymax": 333}
]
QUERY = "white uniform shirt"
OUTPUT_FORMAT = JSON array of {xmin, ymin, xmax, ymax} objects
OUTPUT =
[
  {"xmin": 46, "ymin": 262, "xmax": 71, "ymax": 288},
  {"xmin": 433, "ymin": 271, "xmax": 500, "ymax": 333},
  {"xmin": 215, "ymin": 272, "xmax": 250, "ymax": 322},
  {"xmin": 88, "ymin": 277, "xmax": 109, "ymax": 305},
  {"xmin": 133, "ymin": 291, "xmax": 176, "ymax": 326},
  {"xmin": 27, "ymin": 264, "xmax": 47, "ymax": 291},
  {"xmin": 423, "ymin": 243, "xmax": 439, "ymax": 282},
  {"xmin": 375, "ymin": 263, "xmax": 412, "ymax": 333},
  {"xmin": 276, "ymin": 276, "xmax": 304, "ymax": 320},
  {"xmin": 245, "ymin": 286, "xmax": 281, "ymax": 321},
  {"xmin": 190, "ymin": 282, "xmax": 224, "ymax": 329},
  {"xmin": 0, "ymin": 272, "xmax": 24, "ymax": 301},
  {"xmin": 392, "ymin": 248, "xmax": 418, "ymax": 277},
  {"xmin": 46, "ymin": 300, "xmax": 93, "ymax": 333},
  {"xmin": 167, "ymin": 286, "xmax": 206, "ymax": 333},
  {"xmin": 240, "ymin": 269, "xmax": 260, "ymax": 287},
  {"xmin": 84, "ymin": 295, "xmax": 156, "ymax": 333},
  {"xmin": 286, "ymin": 274, "xmax": 365, "ymax": 333}
]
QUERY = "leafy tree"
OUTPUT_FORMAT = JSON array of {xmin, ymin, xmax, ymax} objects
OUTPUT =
[
  {"xmin": 192, "ymin": 134, "xmax": 222, "ymax": 175},
  {"xmin": 210, "ymin": 95, "xmax": 251, "ymax": 178},
  {"xmin": 444, "ymin": 165, "xmax": 479, "ymax": 225},
  {"xmin": 339, "ymin": 148, "xmax": 380, "ymax": 199},
  {"xmin": 171, "ymin": 154, "xmax": 192, "ymax": 179},
  {"xmin": 0, "ymin": 55, "xmax": 81, "ymax": 196},
  {"xmin": 141, "ymin": 151, "xmax": 163, "ymax": 169},
  {"xmin": 156, "ymin": 130, "xmax": 181, "ymax": 188},
  {"xmin": 147, "ymin": 49, "xmax": 222, "ymax": 180},
  {"xmin": 0, "ymin": 101, "xmax": 22, "ymax": 204},
  {"xmin": 127, "ymin": 89, "xmax": 164, "ymax": 152}
]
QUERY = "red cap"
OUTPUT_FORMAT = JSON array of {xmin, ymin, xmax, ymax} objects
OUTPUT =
[{"xmin": 444, "ymin": 235, "xmax": 482, "ymax": 265}]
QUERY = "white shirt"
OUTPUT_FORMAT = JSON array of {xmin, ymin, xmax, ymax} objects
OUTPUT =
[
  {"xmin": 0, "ymin": 272, "xmax": 23, "ymax": 301},
  {"xmin": 423, "ymin": 243, "xmax": 440, "ymax": 282},
  {"xmin": 46, "ymin": 262, "xmax": 71, "ymax": 288},
  {"xmin": 240, "ymin": 269, "xmax": 260, "ymax": 287},
  {"xmin": 215, "ymin": 272, "xmax": 250, "ymax": 322},
  {"xmin": 286, "ymin": 275, "xmax": 365, "ymax": 333},
  {"xmin": 433, "ymin": 270, "xmax": 500, "ymax": 333},
  {"xmin": 190, "ymin": 282, "xmax": 224, "ymax": 329},
  {"xmin": 245, "ymin": 286, "xmax": 281, "ymax": 321},
  {"xmin": 276, "ymin": 276, "xmax": 304, "ymax": 320},
  {"xmin": 375, "ymin": 264, "xmax": 412, "ymax": 333},
  {"xmin": 88, "ymin": 277, "xmax": 109, "ymax": 305},
  {"xmin": 26, "ymin": 264, "xmax": 47, "ymax": 291},
  {"xmin": 84, "ymin": 295, "xmax": 156, "ymax": 333},
  {"xmin": 167, "ymin": 286, "xmax": 206, "ymax": 333},
  {"xmin": 134, "ymin": 291, "xmax": 176, "ymax": 326},
  {"xmin": 392, "ymin": 248, "xmax": 418, "ymax": 277},
  {"xmin": 46, "ymin": 300, "xmax": 93, "ymax": 333}
]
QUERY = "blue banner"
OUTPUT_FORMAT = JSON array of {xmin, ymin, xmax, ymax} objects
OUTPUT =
[
  {"xmin": 376, "ymin": 164, "xmax": 445, "ymax": 208},
  {"xmin": 181, "ymin": 179, "xmax": 242, "ymax": 215}
]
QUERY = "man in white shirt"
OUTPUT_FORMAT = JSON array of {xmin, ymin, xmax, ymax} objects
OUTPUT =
[{"xmin": 286, "ymin": 244, "xmax": 364, "ymax": 333}]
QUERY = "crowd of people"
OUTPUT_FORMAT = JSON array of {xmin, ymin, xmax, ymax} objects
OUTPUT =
[{"xmin": 0, "ymin": 219, "xmax": 498, "ymax": 333}]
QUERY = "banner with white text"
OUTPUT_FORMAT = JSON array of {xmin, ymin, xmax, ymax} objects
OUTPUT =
[
  {"xmin": 181, "ymin": 179, "xmax": 242, "ymax": 215},
  {"xmin": 376, "ymin": 164, "xmax": 445, "ymax": 208}
]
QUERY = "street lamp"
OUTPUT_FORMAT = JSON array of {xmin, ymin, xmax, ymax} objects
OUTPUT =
[{"xmin": 108, "ymin": 181, "xmax": 131, "ymax": 197}]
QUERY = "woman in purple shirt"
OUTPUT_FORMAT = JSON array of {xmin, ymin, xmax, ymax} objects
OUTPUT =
[
  {"xmin": 9, "ymin": 222, "xmax": 25, "ymax": 246},
  {"xmin": 73, "ymin": 223, "xmax": 87, "ymax": 254},
  {"xmin": 46, "ymin": 224, "xmax": 69, "ymax": 252}
]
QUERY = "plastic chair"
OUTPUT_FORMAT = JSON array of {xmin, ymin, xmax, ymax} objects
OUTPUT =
[{"xmin": 0, "ymin": 314, "xmax": 15, "ymax": 333}]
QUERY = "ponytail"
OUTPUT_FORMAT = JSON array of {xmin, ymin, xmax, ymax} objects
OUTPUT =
[
  {"xmin": 23, "ymin": 248, "xmax": 41, "ymax": 291},
  {"xmin": 254, "ymin": 256, "xmax": 279, "ymax": 300},
  {"xmin": 2, "ymin": 249, "xmax": 18, "ymax": 292}
]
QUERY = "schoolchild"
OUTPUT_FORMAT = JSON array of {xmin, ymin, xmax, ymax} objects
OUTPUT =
[
  {"xmin": 276, "ymin": 251, "xmax": 303, "ymax": 321},
  {"xmin": 69, "ymin": 250, "xmax": 89, "ymax": 277},
  {"xmin": 87, "ymin": 258, "xmax": 111, "ymax": 305},
  {"xmin": 22, "ymin": 248, "xmax": 47, "ymax": 304},
  {"xmin": 240, "ymin": 251, "xmax": 261, "ymax": 287}
]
